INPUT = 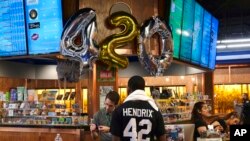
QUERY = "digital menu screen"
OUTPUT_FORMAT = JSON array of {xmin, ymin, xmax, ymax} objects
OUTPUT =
[
  {"xmin": 0, "ymin": 0, "xmax": 27, "ymax": 57},
  {"xmin": 191, "ymin": 3, "xmax": 204, "ymax": 64},
  {"xmin": 168, "ymin": 0, "xmax": 219, "ymax": 70},
  {"xmin": 180, "ymin": 0, "xmax": 195, "ymax": 61},
  {"xmin": 200, "ymin": 10, "xmax": 211, "ymax": 67},
  {"xmin": 169, "ymin": 0, "xmax": 183, "ymax": 59},
  {"xmin": 25, "ymin": 0, "xmax": 63, "ymax": 55},
  {"xmin": 209, "ymin": 17, "xmax": 219, "ymax": 69}
]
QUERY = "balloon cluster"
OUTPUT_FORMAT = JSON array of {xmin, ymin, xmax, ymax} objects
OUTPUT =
[{"xmin": 60, "ymin": 8, "xmax": 173, "ymax": 77}]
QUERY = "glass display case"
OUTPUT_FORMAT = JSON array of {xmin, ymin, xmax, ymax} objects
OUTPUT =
[
  {"xmin": 156, "ymin": 93, "xmax": 211, "ymax": 123},
  {"xmin": 0, "ymin": 88, "xmax": 88, "ymax": 126},
  {"xmin": 156, "ymin": 98, "xmax": 194, "ymax": 123},
  {"xmin": 0, "ymin": 101, "xmax": 87, "ymax": 126},
  {"xmin": 160, "ymin": 86, "xmax": 187, "ymax": 98}
]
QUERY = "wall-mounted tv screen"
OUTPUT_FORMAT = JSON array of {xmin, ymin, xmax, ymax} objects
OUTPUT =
[
  {"xmin": 209, "ymin": 17, "xmax": 219, "ymax": 69},
  {"xmin": 179, "ymin": 0, "xmax": 195, "ymax": 61},
  {"xmin": 0, "ymin": 0, "xmax": 27, "ymax": 57},
  {"xmin": 167, "ymin": 0, "xmax": 219, "ymax": 70},
  {"xmin": 25, "ymin": 0, "xmax": 63, "ymax": 55},
  {"xmin": 200, "ymin": 10, "xmax": 212, "ymax": 68},
  {"xmin": 169, "ymin": 0, "xmax": 183, "ymax": 59},
  {"xmin": 191, "ymin": 3, "xmax": 203, "ymax": 65}
]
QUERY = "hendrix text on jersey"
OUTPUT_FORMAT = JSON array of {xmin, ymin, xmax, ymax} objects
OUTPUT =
[{"xmin": 123, "ymin": 108, "xmax": 153, "ymax": 118}]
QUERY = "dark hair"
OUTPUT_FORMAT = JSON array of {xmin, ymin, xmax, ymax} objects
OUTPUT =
[
  {"xmin": 128, "ymin": 75, "xmax": 145, "ymax": 92},
  {"xmin": 242, "ymin": 93, "xmax": 249, "ymax": 104},
  {"xmin": 105, "ymin": 91, "xmax": 120, "ymax": 105},
  {"xmin": 191, "ymin": 101, "xmax": 206, "ymax": 122},
  {"xmin": 224, "ymin": 112, "xmax": 239, "ymax": 120}
]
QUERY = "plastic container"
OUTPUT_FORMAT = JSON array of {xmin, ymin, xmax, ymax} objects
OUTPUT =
[{"xmin": 54, "ymin": 133, "xmax": 63, "ymax": 141}]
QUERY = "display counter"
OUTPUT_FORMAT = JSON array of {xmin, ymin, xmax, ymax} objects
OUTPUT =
[
  {"xmin": 165, "ymin": 123, "xmax": 195, "ymax": 141},
  {"xmin": 0, "ymin": 124, "xmax": 91, "ymax": 141},
  {"xmin": 0, "ymin": 88, "xmax": 93, "ymax": 141},
  {"xmin": 197, "ymin": 137, "xmax": 222, "ymax": 141}
]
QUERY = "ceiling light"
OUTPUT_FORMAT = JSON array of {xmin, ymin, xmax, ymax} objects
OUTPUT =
[
  {"xmin": 219, "ymin": 38, "xmax": 250, "ymax": 43},
  {"xmin": 165, "ymin": 77, "xmax": 170, "ymax": 82},
  {"xmin": 216, "ymin": 45, "xmax": 226, "ymax": 49},
  {"xmin": 216, "ymin": 54, "xmax": 250, "ymax": 60},
  {"xmin": 191, "ymin": 77, "xmax": 195, "ymax": 81},
  {"xmin": 227, "ymin": 43, "xmax": 250, "ymax": 48}
]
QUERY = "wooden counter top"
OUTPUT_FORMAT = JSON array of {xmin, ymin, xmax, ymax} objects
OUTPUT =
[
  {"xmin": 0, "ymin": 125, "xmax": 91, "ymax": 141},
  {"xmin": 0, "ymin": 123, "xmax": 90, "ymax": 130}
]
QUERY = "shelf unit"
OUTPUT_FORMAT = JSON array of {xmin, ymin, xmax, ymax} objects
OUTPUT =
[
  {"xmin": 0, "ymin": 87, "xmax": 87, "ymax": 126},
  {"xmin": 156, "ymin": 99, "xmax": 195, "ymax": 123},
  {"xmin": 0, "ymin": 100, "xmax": 87, "ymax": 126}
]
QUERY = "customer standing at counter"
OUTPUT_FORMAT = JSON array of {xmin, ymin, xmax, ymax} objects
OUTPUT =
[
  {"xmin": 90, "ymin": 91, "xmax": 120, "ymax": 141},
  {"xmin": 110, "ymin": 75, "xmax": 166, "ymax": 141}
]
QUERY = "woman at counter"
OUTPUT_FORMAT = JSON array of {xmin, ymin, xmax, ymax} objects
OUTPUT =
[
  {"xmin": 191, "ymin": 101, "xmax": 240, "ymax": 140},
  {"xmin": 191, "ymin": 101, "xmax": 211, "ymax": 140}
]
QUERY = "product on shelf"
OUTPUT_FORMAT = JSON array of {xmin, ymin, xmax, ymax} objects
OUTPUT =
[{"xmin": 156, "ymin": 93, "xmax": 211, "ymax": 123}]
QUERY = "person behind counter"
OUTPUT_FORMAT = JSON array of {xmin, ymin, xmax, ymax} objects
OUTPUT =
[
  {"xmin": 234, "ymin": 93, "xmax": 250, "ymax": 124},
  {"xmin": 242, "ymin": 93, "xmax": 249, "ymax": 104},
  {"xmin": 241, "ymin": 100, "xmax": 250, "ymax": 124},
  {"xmin": 90, "ymin": 91, "xmax": 120, "ymax": 141},
  {"xmin": 110, "ymin": 75, "xmax": 166, "ymax": 141},
  {"xmin": 191, "ymin": 101, "xmax": 215, "ymax": 140}
]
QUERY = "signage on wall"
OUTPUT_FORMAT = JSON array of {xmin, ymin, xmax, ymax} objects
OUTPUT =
[
  {"xmin": 97, "ymin": 65, "xmax": 116, "ymax": 82},
  {"xmin": 100, "ymin": 70, "xmax": 113, "ymax": 79}
]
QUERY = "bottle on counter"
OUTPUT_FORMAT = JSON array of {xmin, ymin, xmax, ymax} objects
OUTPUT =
[{"xmin": 54, "ymin": 133, "xmax": 63, "ymax": 141}]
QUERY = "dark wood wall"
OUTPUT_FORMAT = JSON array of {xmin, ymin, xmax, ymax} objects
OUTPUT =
[
  {"xmin": 79, "ymin": 0, "xmax": 159, "ymax": 44},
  {"xmin": 77, "ymin": 0, "xmax": 162, "ymax": 116}
]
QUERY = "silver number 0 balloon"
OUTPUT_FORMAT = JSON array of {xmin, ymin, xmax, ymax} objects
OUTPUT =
[{"xmin": 138, "ymin": 16, "xmax": 173, "ymax": 76}]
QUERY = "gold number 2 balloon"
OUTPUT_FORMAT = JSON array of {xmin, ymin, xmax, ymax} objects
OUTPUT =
[{"xmin": 99, "ymin": 11, "xmax": 139, "ymax": 69}]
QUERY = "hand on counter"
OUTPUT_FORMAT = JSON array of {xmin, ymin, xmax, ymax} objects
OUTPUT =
[
  {"xmin": 90, "ymin": 124, "xmax": 110, "ymax": 133},
  {"xmin": 98, "ymin": 125, "xmax": 110, "ymax": 133},
  {"xmin": 90, "ymin": 124, "xmax": 97, "ymax": 131},
  {"xmin": 90, "ymin": 124, "xmax": 99, "ymax": 140}
]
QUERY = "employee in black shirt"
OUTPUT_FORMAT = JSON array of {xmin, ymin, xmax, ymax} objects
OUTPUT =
[
  {"xmin": 191, "ymin": 101, "xmax": 213, "ymax": 140},
  {"xmin": 110, "ymin": 75, "xmax": 166, "ymax": 141}
]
